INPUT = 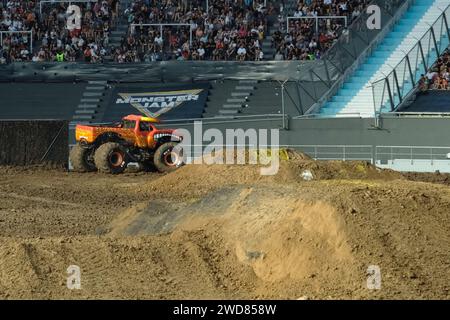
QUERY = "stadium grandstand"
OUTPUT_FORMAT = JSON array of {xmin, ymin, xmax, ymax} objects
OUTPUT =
[
  {"xmin": 1, "ymin": 0, "xmax": 450, "ymax": 173},
  {"xmin": 1, "ymin": 0, "xmax": 370, "ymax": 63}
]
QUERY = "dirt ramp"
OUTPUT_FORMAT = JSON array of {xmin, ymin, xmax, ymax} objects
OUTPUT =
[
  {"xmin": 170, "ymin": 187, "xmax": 356, "ymax": 291},
  {"xmin": 237, "ymin": 201, "xmax": 354, "ymax": 283},
  {"xmin": 109, "ymin": 185, "xmax": 358, "ymax": 297},
  {"xmin": 2, "ymin": 158, "xmax": 450, "ymax": 299},
  {"xmin": 140, "ymin": 151, "xmax": 402, "ymax": 201}
]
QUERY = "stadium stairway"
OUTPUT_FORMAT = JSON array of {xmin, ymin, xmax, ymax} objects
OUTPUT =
[
  {"xmin": 105, "ymin": 0, "xmax": 132, "ymax": 61},
  {"xmin": 262, "ymin": 0, "xmax": 297, "ymax": 60},
  {"xmin": 241, "ymin": 81, "xmax": 284, "ymax": 116},
  {"xmin": 204, "ymin": 80, "xmax": 296, "ymax": 118},
  {"xmin": 71, "ymin": 81, "xmax": 108, "ymax": 124},
  {"xmin": 320, "ymin": 0, "xmax": 450, "ymax": 118},
  {"xmin": 215, "ymin": 80, "xmax": 259, "ymax": 118},
  {"xmin": 262, "ymin": 24, "xmax": 277, "ymax": 60},
  {"xmin": 203, "ymin": 80, "xmax": 254, "ymax": 118}
]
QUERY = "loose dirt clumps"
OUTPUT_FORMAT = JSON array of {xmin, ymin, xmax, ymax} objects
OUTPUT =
[{"xmin": 0, "ymin": 151, "xmax": 449, "ymax": 299}]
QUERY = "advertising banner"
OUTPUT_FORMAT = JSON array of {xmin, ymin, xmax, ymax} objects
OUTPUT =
[{"xmin": 105, "ymin": 84, "xmax": 210, "ymax": 121}]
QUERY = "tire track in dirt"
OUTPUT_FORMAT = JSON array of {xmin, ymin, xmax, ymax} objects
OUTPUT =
[{"xmin": 1, "ymin": 157, "xmax": 450, "ymax": 299}]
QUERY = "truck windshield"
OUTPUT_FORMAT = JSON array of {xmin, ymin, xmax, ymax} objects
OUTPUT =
[
  {"xmin": 139, "ymin": 122, "xmax": 153, "ymax": 132},
  {"xmin": 122, "ymin": 120, "xmax": 136, "ymax": 129}
]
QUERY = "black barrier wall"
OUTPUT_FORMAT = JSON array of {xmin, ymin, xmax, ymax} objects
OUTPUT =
[{"xmin": 0, "ymin": 120, "xmax": 69, "ymax": 166}]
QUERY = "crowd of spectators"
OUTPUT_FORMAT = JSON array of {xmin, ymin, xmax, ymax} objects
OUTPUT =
[
  {"xmin": 0, "ymin": 0, "xmax": 372, "ymax": 63},
  {"xmin": 115, "ymin": 0, "xmax": 275, "ymax": 62},
  {"xmin": 419, "ymin": 50, "xmax": 450, "ymax": 92},
  {"xmin": 273, "ymin": 0, "xmax": 369, "ymax": 61},
  {"xmin": 0, "ymin": 0, "xmax": 119, "ymax": 63}
]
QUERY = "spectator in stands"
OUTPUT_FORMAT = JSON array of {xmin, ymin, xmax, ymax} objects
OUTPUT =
[
  {"xmin": 0, "ymin": 0, "xmax": 117, "ymax": 63},
  {"xmin": 0, "ymin": 0, "xmax": 372, "ymax": 63},
  {"xmin": 272, "ymin": 0, "xmax": 369, "ymax": 60},
  {"xmin": 36, "ymin": 1, "xmax": 116, "ymax": 62},
  {"xmin": 418, "ymin": 74, "xmax": 429, "ymax": 93},
  {"xmin": 417, "ymin": 50, "xmax": 450, "ymax": 92},
  {"xmin": 117, "ymin": 0, "xmax": 275, "ymax": 62}
]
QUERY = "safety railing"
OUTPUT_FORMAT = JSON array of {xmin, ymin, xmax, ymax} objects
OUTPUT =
[
  {"xmin": 304, "ymin": 0, "xmax": 412, "ymax": 115},
  {"xmin": 371, "ymin": 4, "xmax": 450, "ymax": 115},
  {"xmin": 283, "ymin": 145, "xmax": 374, "ymax": 163},
  {"xmin": 376, "ymin": 146, "xmax": 450, "ymax": 163},
  {"xmin": 130, "ymin": 23, "xmax": 194, "ymax": 51},
  {"xmin": 162, "ymin": 145, "xmax": 374, "ymax": 164},
  {"xmin": 286, "ymin": 16, "xmax": 348, "ymax": 33},
  {"xmin": 376, "ymin": 145, "xmax": 450, "ymax": 172}
]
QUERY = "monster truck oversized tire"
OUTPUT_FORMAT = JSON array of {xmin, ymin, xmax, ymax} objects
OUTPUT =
[
  {"xmin": 94, "ymin": 142, "xmax": 127, "ymax": 174},
  {"xmin": 154, "ymin": 142, "xmax": 182, "ymax": 173},
  {"xmin": 69, "ymin": 144, "xmax": 96, "ymax": 172}
]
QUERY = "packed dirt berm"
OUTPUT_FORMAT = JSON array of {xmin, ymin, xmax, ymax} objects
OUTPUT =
[{"xmin": 0, "ymin": 150, "xmax": 449, "ymax": 299}]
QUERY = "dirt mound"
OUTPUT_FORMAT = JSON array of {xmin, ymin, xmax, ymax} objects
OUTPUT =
[
  {"xmin": 0, "ymin": 157, "xmax": 450, "ymax": 299},
  {"xmin": 105, "ymin": 180, "xmax": 450, "ymax": 299},
  {"xmin": 137, "ymin": 150, "xmax": 402, "ymax": 200},
  {"xmin": 108, "ymin": 186, "xmax": 356, "ymax": 286}
]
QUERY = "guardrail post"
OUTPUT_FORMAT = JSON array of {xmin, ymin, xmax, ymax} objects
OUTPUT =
[
  {"xmin": 385, "ymin": 78, "xmax": 395, "ymax": 111},
  {"xmin": 443, "ymin": 12, "xmax": 450, "ymax": 41},
  {"xmin": 418, "ymin": 41, "xmax": 428, "ymax": 73},
  {"xmin": 393, "ymin": 69, "xmax": 402, "ymax": 104},
  {"xmin": 391, "ymin": 146, "xmax": 393, "ymax": 164},
  {"xmin": 315, "ymin": 17, "xmax": 319, "ymax": 35},
  {"xmin": 372, "ymin": 146, "xmax": 376, "ymax": 165},
  {"xmin": 429, "ymin": 26, "xmax": 440, "ymax": 57},
  {"xmin": 405, "ymin": 55, "xmax": 415, "ymax": 87}
]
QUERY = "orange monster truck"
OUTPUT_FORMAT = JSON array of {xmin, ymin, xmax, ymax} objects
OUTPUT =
[{"xmin": 69, "ymin": 115, "xmax": 183, "ymax": 174}]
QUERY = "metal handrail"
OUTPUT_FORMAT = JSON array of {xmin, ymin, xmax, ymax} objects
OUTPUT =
[
  {"xmin": 286, "ymin": 16, "xmax": 348, "ymax": 33},
  {"xmin": 371, "ymin": 3, "xmax": 450, "ymax": 114},
  {"xmin": 161, "ymin": 113, "xmax": 284, "ymax": 123},
  {"xmin": 305, "ymin": 0, "xmax": 414, "ymax": 115},
  {"xmin": 371, "ymin": 3, "xmax": 450, "ymax": 85}
]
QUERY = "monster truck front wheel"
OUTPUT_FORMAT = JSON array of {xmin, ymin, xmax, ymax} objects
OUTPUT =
[
  {"xmin": 69, "ymin": 144, "xmax": 96, "ymax": 172},
  {"xmin": 153, "ymin": 142, "xmax": 183, "ymax": 173},
  {"xmin": 94, "ymin": 142, "xmax": 128, "ymax": 174}
]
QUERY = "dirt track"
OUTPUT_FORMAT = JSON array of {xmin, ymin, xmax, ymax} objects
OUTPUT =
[{"xmin": 0, "ymin": 155, "xmax": 449, "ymax": 299}]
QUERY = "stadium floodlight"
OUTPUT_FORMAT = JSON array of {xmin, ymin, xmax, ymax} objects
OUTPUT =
[{"xmin": 286, "ymin": 16, "xmax": 348, "ymax": 34}]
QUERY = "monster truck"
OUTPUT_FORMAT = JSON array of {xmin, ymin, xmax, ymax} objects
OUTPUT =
[{"xmin": 69, "ymin": 115, "xmax": 183, "ymax": 174}]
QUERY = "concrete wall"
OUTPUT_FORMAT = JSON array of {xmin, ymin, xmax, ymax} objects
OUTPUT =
[{"xmin": 160, "ymin": 116, "xmax": 450, "ymax": 148}]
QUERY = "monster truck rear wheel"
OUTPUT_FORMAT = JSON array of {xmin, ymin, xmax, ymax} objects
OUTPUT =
[
  {"xmin": 69, "ymin": 144, "xmax": 96, "ymax": 172},
  {"xmin": 94, "ymin": 142, "xmax": 127, "ymax": 174},
  {"xmin": 154, "ymin": 142, "xmax": 182, "ymax": 173}
]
